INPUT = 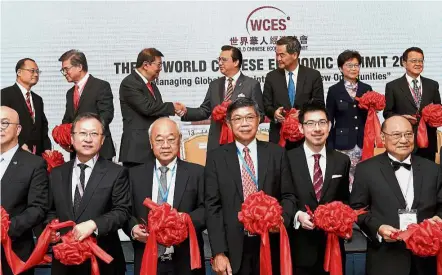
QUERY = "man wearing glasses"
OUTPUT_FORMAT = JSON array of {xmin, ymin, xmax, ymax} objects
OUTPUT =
[
  {"xmin": 287, "ymin": 100, "xmax": 350, "ymax": 275},
  {"xmin": 384, "ymin": 47, "xmax": 441, "ymax": 162},
  {"xmin": 1, "ymin": 58, "xmax": 51, "ymax": 156},
  {"xmin": 351, "ymin": 115, "xmax": 442, "ymax": 275},
  {"xmin": 59, "ymin": 49, "xmax": 115, "ymax": 160}
]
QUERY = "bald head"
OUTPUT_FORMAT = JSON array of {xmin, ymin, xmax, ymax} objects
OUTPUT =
[
  {"xmin": 149, "ymin": 118, "xmax": 180, "ymax": 138},
  {"xmin": 0, "ymin": 106, "xmax": 22, "ymax": 153},
  {"xmin": 149, "ymin": 118, "xmax": 181, "ymax": 166},
  {"xmin": 0, "ymin": 106, "xmax": 20, "ymax": 124},
  {"xmin": 381, "ymin": 115, "xmax": 413, "ymax": 133},
  {"xmin": 381, "ymin": 115, "xmax": 414, "ymax": 161}
]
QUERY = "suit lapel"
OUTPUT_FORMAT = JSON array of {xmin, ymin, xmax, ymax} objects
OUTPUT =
[
  {"xmin": 144, "ymin": 161, "xmax": 155, "ymax": 200},
  {"xmin": 320, "ymin": 149, "xmax": 335, "ymax": 202},
  {"xmin": 218, "ymin": 77, "xmax": 226, "ymax": 103},
  {"xmin": 12, "ymin": 84, "xmax": 34, "ymax": 123},
  {"xmin": 419, "ymin": 77, "xmax": 434, "ymax": 109},
  {"xmin": 411, "ymin": 156, "xmax": 423, "ymax": 209},
  {"xmin": 75, "ymin": 75, "xmax": 93, "ymax": 115},
  {"xmin": 62, "ymin": 160, "xmax": 76, "ymax": 220},
  {"xmin": 173, "ymin": 160, "xmax": 189, "ymax": 209},
  {"xmin": 338, "ymin": 80, "xmax": 356, "ymax": 103},
  {"xmin": 399, "ymin": 75, "xmax": 418, "ymax": 110},
  {"xmin": 298, "ymin": 147, "xmax": 317, "ymax": 202},
  {"xmin": 232, "ymin": 74, "xmax": 245, "ymax": 99},
  {"xmin": 256, "ymin": 141, "xmax": 268, "ymax": 191},
  {"xmin": 295, "ymin": 66, "xmax": 306, "ymax": 107},
  {"xmin": 379, "ymin": 154, "xmax": 407, "ymax": 208},
  {"xmin": 1, "ymin": 149, "xmax": 24, "ymax": 189},
  {"xmin": 277, "ymin": 69, "xmax": 291, "ymax": 107},
  {"xmin": 225, "ymin": 143, "xmax": 244, "ymax": 201}
]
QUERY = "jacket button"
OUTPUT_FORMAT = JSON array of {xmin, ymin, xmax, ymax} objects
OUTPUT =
[
  {"xmin": 340, "ymin": 100, "xmax": 343, "ymax": 102},
  {"xmin": 340, "ymin": 130, "xmax": 343, "ymax": 133},
  {"xmin": 353, "ymin": 105, "xmax": 357, "ymax": 108},
  {"xmin": 355, "ymin": 127, "xmax": 359, "ymax": 130},
  {"xmin": 354, "ymin": 116, "xmax": 358, "ymax": 119}
]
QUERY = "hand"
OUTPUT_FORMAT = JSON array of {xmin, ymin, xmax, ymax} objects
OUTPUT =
[
  {"xmin": 274, "ymin": 107, "xmax": 285, "ymax": 123},
  {"xmin": 50, "ymin": 231, "xmax": 61, "ymax": 244},
  {"xmin": 132, "ymin": 224, "xmax": 148, "ymax": 243},
  {"xmin": 429, "ymin": 216, "xmax": 442, "ymax": 224},
  {"xmin": 378, "ymin": 224, "xmax": 400, "ymax": 242},
  {"xmin": 72, "ymin": 220, "xmax": 97, "ymax": 241},
  {"xmin": 298, "ymin": 211, "xmax": 315, "ymax": 230},
  {"xmin": 212, "ymin": 253, "xmax": 232, "ymax": 275},
  {"xmin": 402, "ymin": 114, "xmax": 418, "ymax": 125},
  {"xmin": 22, "ymin": 144, "xmax": 31, "ymax": 153},
  {"xmin": 44, "ymin": 150, "xmax": 52, "ymax": 155},
  {"xmin": 174, "ymin": 102, "xmax": 187, "ymax": 117}
]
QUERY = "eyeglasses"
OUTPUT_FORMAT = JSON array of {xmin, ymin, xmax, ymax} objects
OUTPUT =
[
  {"xmin": 303, "ymin": 120, "xmax": 329, "ymax": 128},
  {"xmin": 60, "ymin": 66, "xmax": 75, "ymax": 76},
  {"xmin": 407, "ymin": 59, "xmax": 424, "ymax": 64},
  {"xmin": 230, "ymin": 115, "xmax": 258, "ymax": 124},
  {"xmin": 72, "ymin": 132, "xmax": 103, "ymax": 139},
  {"xmin": 382, "ymin": 131, "xmax": 414, "ymax": 141},
  {"xmin": 21, "ymin": 68, "xmax": 42, "ymax": 75},
  {"xmin": 145, "ymin": 61, "xmax": 162, "ymax": 68},
  {"xmin": 344, "ymin": 63, "xmax": 360, "ymax": 69},
  {"xmin": 218, "ymin": 57, "xmax": 231, "ymax": 63},
  {"xmin": 153, "ymin": 138, "xmax": 178, "ymax": 146},
  {"xmin": 0, "ymin": 121, "xmax": 20, "ymax": 130}
]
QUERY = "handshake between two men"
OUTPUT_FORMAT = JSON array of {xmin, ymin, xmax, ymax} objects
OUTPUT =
[{"xmin": 173, "ymin": 102, "xmax": 187, "ymax": 117}]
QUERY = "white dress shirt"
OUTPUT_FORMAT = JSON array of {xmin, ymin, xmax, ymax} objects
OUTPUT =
[
  {"xmin": 388, "ymin": 153, "xmax": 414, "ymax": 209},
  {"xmin": 16, "ymin": 82, "xmax": 34, "ymax": 115},
  {"xmin": 236, "ymin": 139, "xmax": 258, "ymax": 184},
  {"xmin": 224, "ymin": 70, "xmax": 241, "ymax": 93},
  {"xmin": 134, "ymin": 68, "xmax": 149, "ymax": 85},
  {"xmin": 71, "ymin": 154, "xmax": 98, "ymax": 203},
  {"xmin": 75, "ymin": 73, "xmax": 90, "ymax": 96},
  {"xmin": 285, "ymin": 64, "xmax": 299, "ymax": 89},
  {"xmin": 0, "ymin": 144, "xmax": 19, "ymax": 181},
  {"xmin": 293, "ymin": 143, "xmax": 327, "ymax": 229},
  {"xmin": 405, "ymin": 73, "xmax": 422, "ymax": 93}
]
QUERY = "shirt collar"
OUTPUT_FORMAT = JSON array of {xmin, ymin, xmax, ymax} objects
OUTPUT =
[
  {"xmin": 135, "ymin": 68, "xmax": 149, "ymax": 85},
  {"xmin": 0, "ymin": 144, "xmax": 19, "ymax": 162},
  {"xmin": 285, "ymin": 64, "xmax": 300, "ymax": 76},
  {"xmin": 74, "ymin": 154, "xmax": 98, "ymax": 169},
  {"xmin": 155, "ymin": 157, "xmax": 178, "ymax": 171},
  {"xmin": 405, "ymin": 73, "xmax": 421, "ymax": 86},
  {"xmin": 75, "ymin": 73, "xmax": 90, "ymax": 90},
  {"xmin": 303, "ymin": 142, "xmax": 326, "ymax": 159},
  {"xmin": 228, "ymin": 70, "xmax": 241, "ymax": 82},
  {"xmin": 235, "ymin": 138, "xmax": 257, "ymax": 153},
  {"xmin": 16, "ymin": 82, "xmax": 31, "ymax": 95},
  {"xmin": 388, "ymin": 153, "xmax": 411, "ymax": 164}
]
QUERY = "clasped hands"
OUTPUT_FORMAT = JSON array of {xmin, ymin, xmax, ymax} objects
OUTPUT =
[
  {"xmin": 50, "ymin": 220, "xmax": 97, "ymax": 244},
  {"xmin": 173, "ymin": 102, "xmax": 187, "ymax": 117}
]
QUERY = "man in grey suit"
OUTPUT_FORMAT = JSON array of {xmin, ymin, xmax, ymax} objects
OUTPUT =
[{"xmin": 176, "ymin": 45, "xmax": 264, "ymax": 153}]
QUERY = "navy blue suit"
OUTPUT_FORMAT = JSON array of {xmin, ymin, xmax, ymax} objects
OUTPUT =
[{"xmin": 326, "ymin": 80, "xmax": 372, "ymax": 150}]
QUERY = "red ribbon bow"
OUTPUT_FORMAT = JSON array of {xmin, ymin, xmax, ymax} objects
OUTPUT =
[
  {"xmin": 140, "ymin": 198, "xmax": 201, "ymax": 275},
  {"xmin": 278, "ymin": 108, "xmax": 304, "ymax": 147},
  {"xmin": 42, "ymin": 150, "xmax": 65, "ymax": 173},
  {"xmin": 417, "ymin": 104, "xmax": 442, "ymax": 148},
  {"xmin": 52, "ymin": 123, "xmax": 73, "ymax": 152},
  {"xmin": 212, "ymin": 101, "xmax": 234, "ymax": 145},
  {"xmin": 306, "ymin": 202, "xmax": 367, "ymax": 275},
  {"xmin": 238, "ymin": 191, "xmax": 292, "ymax": 275},
  {"xmin": 355, "ymin": 91, "xmax": 385, "ymax": 160}
]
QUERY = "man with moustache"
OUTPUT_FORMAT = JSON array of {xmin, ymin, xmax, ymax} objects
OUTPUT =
[
  {"xmin": 1, "ymin": 58, "xmax": 51, "ymax": 156},
  {"xmin": 351, "ymin": 115, "xmax": 442, "ymax": 275},
  {"xmin": 125, "ymin": 118, "xmax": 205, "ymax": 275},
  {"xmin": 263, "ymin": 36, "xmax": 324, "ymax": 150},
  {"xmin": 384, "ymin": 47, "xmax": 441, "ymax": 161},
  {"xmin": 287, "ymin": 100, "xmax": 350, "ymax": 275},
  {"xmin": 205, "ymin": 97, "xmax": 296, "ymax": 275}
]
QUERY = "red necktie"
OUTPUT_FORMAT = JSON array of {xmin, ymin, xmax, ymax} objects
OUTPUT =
[
  {"xmin": 313, "ymin": 154, "xmax": 323, "ymax": 201},
  {"xmin": 146, "ymin": 82, "xmax": 156, "ymax": 99},
  {"xmin": 25, "ymin": 92, "xmax": 34, "ymax": 122},
  {"xmin": 73, "ymin": 84, "xmax": 80, "ymax": 110},
  {"xmin": 241, "ymin": 147, "xmax": 257, "ymax": 200}
]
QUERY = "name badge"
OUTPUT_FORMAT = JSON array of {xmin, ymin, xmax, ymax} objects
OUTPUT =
[{"xmin": 398, "ymin": 209, "xmax": 417, "ymax": 231}]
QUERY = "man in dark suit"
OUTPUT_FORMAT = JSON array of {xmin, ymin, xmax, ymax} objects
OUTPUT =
[
  {"xmin": 350, "ymin": 115, "xmax": 442, "ymax": 275},
  {"xmin": 287, "ymin": 100, "xmax": 350, "ymax": 275},
  {"xmin": 47, "ymin": 112, "xmax": 131, "ymax": 275},
  {"xmin": 205, "ymin": 97, "xmax": 296, "ymax": 275},
  {"xmin": 1, "ymin": 58, "xmax": 51, "ymax": 156},
  {"xmin": 177, "ymin": 45, "xmax": 264, "ymax": 153},
  {"xmin": 0, "ymin": 106, "xmax": 49, "ymax": 275},
  {"xmin": 384, "ymin": 47, "xmax": 441, "ymax": 162},
  {"xmin": 124, "ymin": 117, "xmax": 205, "ymax": 275},
  {"xmin": 119, "ymin": 48, "xmax": 183, "ymax": 168},
  {"xmin": 59, "ymin": 49, "xmax": 115, "ymax": 160},
  {"xmin": 263, "ymin": 36, "xmax": 324, "ymax": 150}
]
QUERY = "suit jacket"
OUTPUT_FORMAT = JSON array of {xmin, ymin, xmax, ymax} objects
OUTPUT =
[
  {"xmin": 62, "ymin": 75, "xmax": 115, "ymax": 160},
  {"xmin": 287, "ymin": 146, "xmax": 350, "ymax": 268},
  {"xmin": 1, "ymin": 148, "xmax": 49, "ymax": 275},
  {"xmin": 326, "ymin": 80, "xmax": 372, "ymax": 150},
  {"xmin": 205, "ymin": 141, "xmax": 296, "ymax": 274},
  {"xmin": 263, "ymin": 66, "xmax": 324, "ymax": 149},
  {"xmin": 1, "ymin": 84, "xmax": 51, "ymax": 156},
  {"xmin": 47, "ymin": 157, "xmax": 131, "ymax": 275},
  {"xmin": 124, "ymin": 159, "xmax": 205, "ymax": 275},
  {"xmin": 119, "ymin": 71, "xmax": 175, "ymax": 164},
  {"xmin": 383, "ymin": 75, "xmax": 441, "ymax": 160},
  {"xmin": 181, "ymin": 73, "xmax": 264, "ymax": 152},
  {"xmin": 350, "ymin": 153, "xmax": 442, "ymax": 275}
]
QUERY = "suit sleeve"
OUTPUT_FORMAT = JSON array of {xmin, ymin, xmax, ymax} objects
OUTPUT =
[
  {"xmin": 96, "ymin": 82, "xmax": 114, "ymax": 128},
  {"xmin": 383, "ymin": 82, "xmax": 395, "ymax": 119},
  {"xmin": 204, "ymin": 152, "xmax": 228, "ymax": 256},
  {"xmin": 122, "ymin": 169, "xmax": 139, "ymax": 238},
  {"xmin": 251, "ymin": 81, "xmax": 265, "ymax": 122},
  {"xmin": 62, "ymin": 90, "xmax": 72, "ymax": 124},
  {"xmin": 280, "ymin": 151, "xmax": 297, "ymax": 227},
  {"xmin": 40, "ymin": 99, "xmax": 52, "ymax": 151},
  {"xmin": 311, "ymin": 70, "xmax": 325, "ymax": 104},
  {"xmin": 339, "ymin": 156, "xmax": 351, "ymax": 204},
  {"xmin": 9, "ymin": 158, "xmax": 49, "ymax": 239},
  {"xmin": 326, "ymin": 87, "xmax": 336, "ymax": 149},
  {"xmin": 93, "ymin": 167, "xmax": 131, "ymax": 236},
  {"xmin": 181, "ymin": 85, "xmax": 212, "ymax": 122},
  {"xmin": 45, "ymin": 172, "xmax": 58, "ymax": 225},
  {"xmin": 188, "ymin": 166, "xmax": 206, "ymax": 232},
  {"xmin": 263, "ymin": 74, "xmax": 276, "ymax": 119},
  {"xmin": 433, "ymin": 81, "xmax": 441, "ymax": 104}
]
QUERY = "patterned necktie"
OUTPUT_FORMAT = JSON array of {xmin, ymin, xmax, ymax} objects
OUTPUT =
[
  {"xmin": 146, "ymin": 82, "xmax": 156, "ymax": 99},
  {"xmin": 25, "ymin": 92, "xmax": 34, "ymax": 122},
  {"xmin": 73, "ymin": 84, "xmax": 80, "ymax": 110},
  {"xmin": 288, "ymin": 72, "xmax": 295, "ymax": 106},
  {"xmin": 157, "ymin": 166, "xmax": 169, "ymax": 257},
  {"xmin": 412, "ymin": 79, "xmax": 421, "ymax": 107},
  {"xmin": 224, "ymin": 77, "xmax": 234, "ymax": 101},
  {"xmin": 73, "ymin": 163, "xmax": 88, "ymax": 214},
  {"xmin": 313, "ymin": 154, "xmax": 323, "ymax": 201},
  {"xmin": 241, "ymin": 147, "xmax": 257, "ymax": 200}
]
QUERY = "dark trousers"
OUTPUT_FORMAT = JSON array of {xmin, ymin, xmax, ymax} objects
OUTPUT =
[
  {"xmin": 157, "ymin": 259, "xmax": 174, "ymax": 275},
  {"xmin": 235, "ymin": 236, "xmax": 260, "ymax": 275}
]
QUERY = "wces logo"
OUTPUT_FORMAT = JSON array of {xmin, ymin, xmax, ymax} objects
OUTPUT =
[{"xmin": 246, "ymin": 6, "xmax": 290, "ymax": 35}]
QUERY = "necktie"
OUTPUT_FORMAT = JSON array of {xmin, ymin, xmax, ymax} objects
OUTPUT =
[
  {"xmin": 73, "ymin": 163, "xmax": 88, "ymax": 215},
  {"xmin": 157, "ymin": 166, "xmax": 169, "ymax": 257},
  {"xmin": 241, "ymin": 147, "xmax": 257, "ymax": 200},
  {"xmin": 224, "ymin": 77, "xmax": 234, "ymax": 101},
  {"xmin": 288, "ymin": 72, "xmax": 295, "ymax": 106},
  {"xmin": 73, "ymin": 84, "xmax": 80, "ymax": 110},
  {"xmin": 313, "ymin": 154, "xmax": 323, "ymax": 201},
  {"xmin": 146, "ymin": 82, "xmax": 156, "ymax": 99},
  {"xmin": 391, "ymin": 160, "xmax": 412, "ymax": 171},
  {"xmin": 25, "ymin": 92, "xmax": 34, "ymax": 122},
  {"xmin": 412, "ymin": 79, "xmax": 421, "ymax": 107}
]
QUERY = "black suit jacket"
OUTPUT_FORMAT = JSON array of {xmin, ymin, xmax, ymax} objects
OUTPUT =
[
  {"xmin": 62, "ymin": 75, "xmax": 115, "ymax": 160},
  {"xmin": 119, "ymin": 71, "xmax": 175, "ymax": 164},
  {"xmin": 205, "ymin": 141, "xmax": 296, "ymax": 274},
  {"xmin": 181, "ymin": 73, "xmax": 264, "ymax": 152},
  {"xmin": 263, "ymin": 66, "xmax": 324, "ymax": 149},
  {"xmin": 326, "ymin": 80, "xmax": 372, "ymax": 150},
  {"xmin": 383, "ymin": 75, "xmax": 441, "ymax": 160},
  {"xmin": 1, "ymin": 84, "xmax": 51, "ymax": 156},
  {"xmin": 124, "ymin": 159, "xmax": 205, "ymax": 275},
  {"xmin": 47, "ymin": 157, "xmax": 131, "ymax": 275},
  {"xmin": 287, "ymin": 146, "xmax": 350, "ymax": 268},
  {"xmin": 1, "ymin": 148, "xmax": 49, "ymax": 275},
  {"xmin": 350, "ymin": 153, "xmax": 442, "ymax": 275}
]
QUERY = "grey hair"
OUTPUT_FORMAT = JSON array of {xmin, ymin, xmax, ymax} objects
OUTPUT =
[{"xmin": 148, "ymin": 117, "xmax": 181, "ymax": 138}]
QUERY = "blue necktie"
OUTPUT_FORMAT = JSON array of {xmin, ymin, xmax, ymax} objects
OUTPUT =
[{"xmin": 288, "ymin": 72, "xmax": 295, "ymax": 106}]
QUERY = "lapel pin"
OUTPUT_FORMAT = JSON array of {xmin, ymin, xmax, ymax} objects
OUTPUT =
[{"xmin": 13, "ymin": 161, "xmax": 17, "ymax": 165}]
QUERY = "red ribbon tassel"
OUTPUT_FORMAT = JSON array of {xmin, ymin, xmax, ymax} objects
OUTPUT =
[
  {"xmin": 212, "ymin": 101, "xmax": 234, "ymax": 145},
  {"xmin": 1, "ymin": 206, "xmax": 26, "ymax": 275},
  {"xmin": 417, "ymin": 104, "xmax": 442, "ymax": 148},
  {"xmin": 42, "ymin": 150, "xmax": 65, "ymax": 173},
  {"xmin": 52, "ymin": 123, "xmax": 73, "ymax": 152},
  {"xmin": 278, "ymin": 108, "xmax": 304, "ymax": 147}
]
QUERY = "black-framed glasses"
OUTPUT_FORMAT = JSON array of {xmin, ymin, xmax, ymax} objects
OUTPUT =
[
  {"xmin": 72, "ymin": 132, "xmax": 103, "ymax": 139},
  {"xmin": 230, "ymin": 115, "xmax": 258, "ymax": 124},
  {"xmin": 344, "ymin": 63, "xmax": 360, "ymax": 69},
  {"xmin": 144, "ymin": 61, "xmax": 162, "ymax": 68},
  {"xmin": 60, "ymin": 66, "xmax": 75, "ymax": 75},
  {"xmin": 303, "ymin": 120, "xmax": 328, "ymax": 128},
  {"xmin": 0, "ymin": 121, "xmax": 20, "ymax": 130},
  {"xmin": 21, "ymin": 68, "xmax": 42, "ymax": 75},
  {"xmin": 382, "ymin": 131, "xmax": 414, "ymax": 141},
  {"xmin": 218, "ymin": 57, "xmax": 231, "ymax": 63}
]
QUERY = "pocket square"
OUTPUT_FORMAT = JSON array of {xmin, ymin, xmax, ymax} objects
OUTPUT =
[
  {"xmin": 332, "ymin": 175, "xmax": 342, "ymax": 179},
  {"xmin": 237, "ymin": 93, "xmax": 245, "ymax": 98}
]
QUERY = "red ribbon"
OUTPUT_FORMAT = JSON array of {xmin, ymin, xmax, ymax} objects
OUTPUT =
[
  {"xmin": 140, "ymin": 198, "xmax": 201, "ymax": 275},
  {"xmin": 306, "ymin": 202, "xmax": 367, "ymax": 275},
  {"xmin": 278, "ymin": 108, "xmax": 304, "ymax": 147},
  {"xmin": 42, "ymin": 150, "xmax": 65, "ymax": 173},
  {"xmin": 238, "ymin": 191, "xmax": 292, "ymax": 275},
  {"xmin": 52, "ymin": 123, "xmax": 73, "ymax": 152},
  {"xmin": 1, "ymin": 207, "xmax": 26, "ymax": 275},
  {"xmin": 355, "ymin": 91, "xmax": 385, "ymax": 161},
  {"xmin": 212, "ymin": 101, "xmax": 234, "ymax": 145},
  {"xmin": 417, "ymin": 104, "xmax": 442, "ymax": 148}
]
